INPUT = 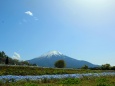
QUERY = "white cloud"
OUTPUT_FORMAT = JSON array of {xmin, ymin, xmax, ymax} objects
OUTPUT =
[
  {"xmin": 12, "ymin": 52, "xmax": 21, "ymax": 60},
  {"xmin": 25, "ymin": 11, "xmax": 33, "ymax": 16}
]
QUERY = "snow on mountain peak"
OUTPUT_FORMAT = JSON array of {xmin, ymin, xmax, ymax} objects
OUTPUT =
[{"xmin": 41, "ymin": 50, "xmax": 63, "ymax": 57}]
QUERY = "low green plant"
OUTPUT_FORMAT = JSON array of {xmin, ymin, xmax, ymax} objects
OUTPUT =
[
  {"xmin": 0, "ymin": 76, "xmax": 115, "ymax": 86},
  {"xmin": 96, "ymin": 78, "xmax": 109, "ymax": 83},
  {"xmin": 59, "ymin": 78, "xmax": 81, "ymax": 84},
  {"xmin": 97, "ymin": 83, "xmax": 110, "ymax": 86}
]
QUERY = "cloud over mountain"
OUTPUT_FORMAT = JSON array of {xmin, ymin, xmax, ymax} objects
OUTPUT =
[
  {"xmin": 25, "ymin": 11, "xmax": 33, "ymax": 16},
  {"xmin": 12, "ymin": 52, "xmax": 21, "ymax": 60}
]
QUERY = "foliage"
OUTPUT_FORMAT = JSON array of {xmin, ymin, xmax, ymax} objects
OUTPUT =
[
  {"xmin": 89, "ymin": 67, "xmax": 101, "ymax": 70},
  {"xmin": 0, "ymin": 76, "xmax": 115, "ymax": 86},
  {"xmin": 5, "ymin": 57, "xmax": 9, "ymax": 64},
  {"xmin": 96, "ymin": 77, "xmax": 110, "ymax": 86},
  {"xmin": 0, "ymin": 51, "xmax": 7, "ymax": 64},
  {"xmin": 54, "ymin": 60, "xmax": 66, "ymax": 68},
  {"xmin": 0, "ymin": 51, "xmax": 35, "ymax": 66},
  {"xmin": 59, "ymin": 78, "xmax": 81, "ymax": 84},
  {"xmin": 101, "ymin": 64, "xmax": 111, "ymax": 70},
  {"xmin": 0, "ymin": 65, "xmax": 107, "ymax": 75},
  {"xmin": 111, "ymin": 66, "xmax": 115, "ymax": 70},
  {"xmin": 81, "ymin": 65, "xmax": 88, "ymax": 69}
]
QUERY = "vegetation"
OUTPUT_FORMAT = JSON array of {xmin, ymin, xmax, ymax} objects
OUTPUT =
[
  {"xmin": 81, "ymin": 65, "xmax": 88, "ymax": 69},
  {"xmin": 90, "ymin": 64, "xmax": 115, "ymax": 70},
  {"xmin": 0, "ymin": 65, "xmax": 114, "ymax": 75},
  {"xmin": 111, "ymin": 66, "xmax": 115, "ymax": 70},
  {"xmin": 0, "ymin": 51, "xmax": 36, "ymax": 66},
  {"xmin": 5, "ymin": 57, "xmax": 9, "ymax": 65},
  {"xmin": 0, "ymin": 51, "xmax": 115, "ymax": 86},
  {"xmin": 0, "ymin": 76, "xmax": 115, "ymax": 86},
  {"xmin": 54, "ymin": 60, "xmax": 66, "ymax": 68},
  {"xmin": 101, "ymin": 64, "xmax": 111, "ymax": 70}
]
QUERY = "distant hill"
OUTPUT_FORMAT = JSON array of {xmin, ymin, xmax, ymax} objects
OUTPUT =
[
  {"xmin": 0, "ymin": 51, "xmax": 32, "ymax": 65},
  {"xmin": 27, "ymin": 51, "xmax": 98, "ymax": 68}
]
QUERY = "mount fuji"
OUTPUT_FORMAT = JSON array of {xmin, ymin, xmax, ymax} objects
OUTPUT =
[{"xmin": 27, "ymin": 51, "xmax": 98, "ymax": 68}]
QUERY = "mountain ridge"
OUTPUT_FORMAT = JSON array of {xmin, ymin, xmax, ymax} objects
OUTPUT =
[{"xmin": 27, "ymin": 51, "xmax": 98, "ymax": 68}]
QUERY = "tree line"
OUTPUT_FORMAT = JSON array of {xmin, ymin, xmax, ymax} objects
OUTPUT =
[
  {"xmin": 0, "ymin": 51, "xmax": 36, "ymax": 66},
  {"xmin": 54, "ymin": 60, "xmax": 115, "ymax": 70}
]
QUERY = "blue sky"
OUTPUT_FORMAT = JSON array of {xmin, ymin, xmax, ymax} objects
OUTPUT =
[{"xmin": 0, "ymin": 0, "xmax": 115, "ymax": 65}]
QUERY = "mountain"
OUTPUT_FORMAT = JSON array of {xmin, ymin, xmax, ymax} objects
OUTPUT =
[{"xmin": 27, "ymin": 51, "xmax": 98, "ymax": 68}]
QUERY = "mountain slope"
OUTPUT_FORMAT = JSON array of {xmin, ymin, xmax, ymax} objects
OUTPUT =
[{"xmin": 27, "ymin": 51, "xmax": 98, "ymax": 68}]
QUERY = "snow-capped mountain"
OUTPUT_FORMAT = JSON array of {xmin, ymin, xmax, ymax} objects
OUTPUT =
[
  {"xmin": 27, "ymin": 51, "xmax": 98, "ymax": 68},
  {"xmin": 40, "ymin": 51, "xmax": 63, "ymax": 58}
]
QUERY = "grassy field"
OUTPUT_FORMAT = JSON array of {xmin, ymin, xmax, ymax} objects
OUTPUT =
[
  {"xmin": 0, "ymin": 76, "xmax": 115, "ymax": 86},
  {"xmin": 0, "ymin": 65, "xmax": 115, "ymax": 86},
  {"xmin": 0, "ymin": 65, "xmax": 114, "ymax": 75}
]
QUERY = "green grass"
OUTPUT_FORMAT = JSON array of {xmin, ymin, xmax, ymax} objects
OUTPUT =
[
  {"xmin": 0, "ymin": 76, "xmax": 115, "ymax": 86},
  {"xmin": 0, "ymin": 65, "xmax": 115, "ymax": 86},
  {"xmin": 0, "ymin": 65, "xmax": 114, "ymax": 75}
]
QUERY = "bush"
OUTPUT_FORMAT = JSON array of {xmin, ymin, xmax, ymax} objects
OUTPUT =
[
  {"xmin": 54, "ymin": 60, "xmax": 66, "ymax": 68},
  {"xmin": 101, "ymin": 64, "xmax": 111, "ymax": 70},
  {"xmin": 81, "ymin": 65, "xmax": 88, "ymax": 69},
  {"xmin": 5, "ymin": 57, "xmax": 9, "ymax": 65},
  {"xmin": 111, "ymin": 66, "xmax": 115, "ymax": 70}
]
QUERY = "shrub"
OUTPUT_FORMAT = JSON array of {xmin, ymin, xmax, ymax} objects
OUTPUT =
[
  {"xmin": 101, "ymin": 64, "xmax": 111, "ymax": 70},
  {"xmin": 81, "ymin": 65, "xmax": 88, "ymax": 69},
  {"xmin": 5, "ymin": 57, "xmax": 9, "ymax": 65},
  {"xmin": 111, "ymin": 66, "xmax": 115, "ymax": 70},
  {"xmin": 54, "ymin": 60, "xmax": 66, "ymax": 68}
]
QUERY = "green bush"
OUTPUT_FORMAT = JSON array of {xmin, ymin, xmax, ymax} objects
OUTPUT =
[
  {"xmin": 54, "ymin": 60, "xmax": 66, "ymax": 68},
  {"xmin": 81, "ymin": 65, "xmax": 88, "ymax": 69},
  {"xmin": 101, "ymin": 64, "xmax": 111, "ymax": 70}
]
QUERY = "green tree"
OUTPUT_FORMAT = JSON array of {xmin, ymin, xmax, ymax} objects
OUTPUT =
[
  {"xmin": 111, "ymin": 66, "xmax": 115, "ymax": 70},
  {"xmin": 0, "ymin": 51, "xmax": 9, "ymax": 64},
  {"xmin": 5, "ymin": 57, "xmax": 9, "ymax": 64},
  {"xmin": 101, "ymin": 64, "xmax": 111, "ymax": 70},
  {"xmin": 54, "ymin": 60, "xmax": 66, "ymax": 68},
  {"xmin": 82, "ymin": 65, "xmax": 88, "ymax": 69}
]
